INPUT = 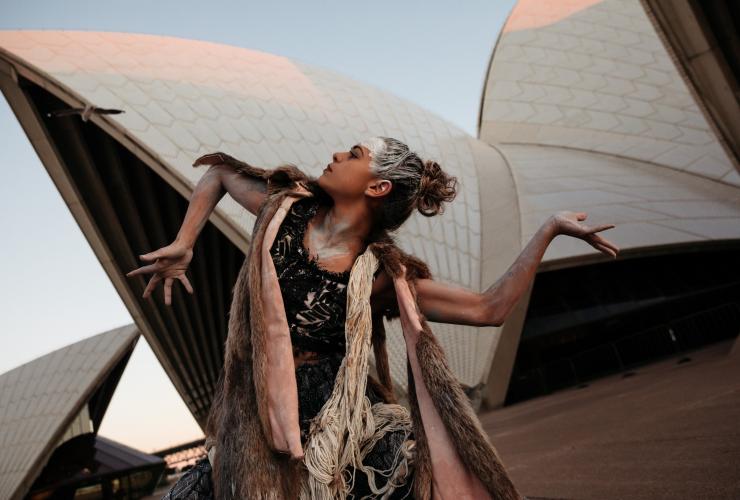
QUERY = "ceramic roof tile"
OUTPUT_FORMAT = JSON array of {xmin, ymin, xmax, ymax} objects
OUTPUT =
[
  {"xmin": 480, "ymin": 0, "xmax": 739, "ymax": 187},
  {"xmin": 0, "ymin": 325, "xmax": 138, "ymax": 500}
]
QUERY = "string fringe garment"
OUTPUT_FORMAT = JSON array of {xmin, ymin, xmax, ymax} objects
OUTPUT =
[{"xmin": 300, "ymin": 233, "xmax": 414, "ymax": 499}]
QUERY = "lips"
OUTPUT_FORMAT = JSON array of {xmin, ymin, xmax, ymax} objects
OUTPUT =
[{"xmin": 325, "ymin": 164, "xmax": 333, "ymax": 172}]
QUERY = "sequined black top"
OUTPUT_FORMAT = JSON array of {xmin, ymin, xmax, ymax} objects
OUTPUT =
[{"xmin": 269, "ymin": 196, "xmax": 351, "ymax": 355}]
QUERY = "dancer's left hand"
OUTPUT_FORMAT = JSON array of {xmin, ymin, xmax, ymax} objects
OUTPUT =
[{"xmin": 551, "ymin": 211, "xmax": 620, "ymax": 258}]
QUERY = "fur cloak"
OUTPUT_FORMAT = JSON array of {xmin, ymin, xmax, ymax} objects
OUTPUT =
[{"xmin": 193, "ymin": 151, "xmax": 523, "ymax": 500}]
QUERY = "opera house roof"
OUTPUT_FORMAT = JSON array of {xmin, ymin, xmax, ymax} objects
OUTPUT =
[
  {"xmin": 479, "ymin": 0, "xmax": 740, "ymax": 259},
  {"xmin": 0, "ymin": 325, "xmax": 139, "ymax": 500}
]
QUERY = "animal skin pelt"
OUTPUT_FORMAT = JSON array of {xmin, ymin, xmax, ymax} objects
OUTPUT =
[{"xmin": 192, "ymin": 151, "xmax": 524, "ymax": 499}]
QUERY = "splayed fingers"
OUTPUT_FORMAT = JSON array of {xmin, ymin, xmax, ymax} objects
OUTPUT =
[
  {"xmin": 125, "ymin": 242, "xmax": 194, "ymax": 305},
  {"xmin": 141, "ymin": 270, "xmax": 193, "ymax": 305}
]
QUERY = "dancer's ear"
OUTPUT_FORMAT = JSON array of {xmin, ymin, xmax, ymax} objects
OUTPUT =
[{"xmin": 366, "ymin": 179, "xmax": 392, "ymax": 199}]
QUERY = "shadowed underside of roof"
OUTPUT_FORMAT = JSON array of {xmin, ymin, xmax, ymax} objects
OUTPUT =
[
  {"xmin": 28, "ymin": 433, "xmax": 165, "ymax": 495},
  {"xmin": 3, "ymin": 80, "xmax": 240, "ymax": 426}
]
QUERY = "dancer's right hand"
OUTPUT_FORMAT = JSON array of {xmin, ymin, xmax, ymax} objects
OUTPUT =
[{"xmin": 126, "ymin": 241, "xmax": 194, "ymax": 305}]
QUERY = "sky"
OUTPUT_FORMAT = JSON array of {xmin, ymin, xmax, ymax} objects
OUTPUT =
[{"xmin": 0, "ymin": 0, "xmax": 516, "ymax": 453}]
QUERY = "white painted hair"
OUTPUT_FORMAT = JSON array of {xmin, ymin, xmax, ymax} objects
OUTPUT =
[
  {"xmin": 359, "ymin": 136, "xmax": 423, "ymax": 195},
  {"xmin": 358, "ymin": 136, "xmax": 458, "ymax": 230}
]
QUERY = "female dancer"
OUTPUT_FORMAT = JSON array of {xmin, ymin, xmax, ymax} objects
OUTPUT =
[{"xmin": 127, "ymin": 137, "xmax": 618, "ymax": 499}]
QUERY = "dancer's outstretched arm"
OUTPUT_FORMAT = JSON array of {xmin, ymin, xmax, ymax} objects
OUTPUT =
[
  {"xmin": 174, "ymin": 163, "xmax": 268, "ymax": 247},
  {"xmin": 373, "ymin": 211, "xmax": 619, "ymax": 327},
  {"xmin": 126, "ymin": 162, "xmax": 268, "ymax": 304}
]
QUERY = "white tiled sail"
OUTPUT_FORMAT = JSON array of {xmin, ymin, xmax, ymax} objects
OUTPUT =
[
  {"xmin": 500, "ymin": 144, "xmax": 740, "ymax": 255},
  {"xmin": 479, "ymin": 0, "xmax": 740, "ymax": 259},
  {"xmin": 0, "ymin": 325, "xmax": 139, "ymax": 500},
  {"xmin": 480, "ymin": 0, "xmax": 740, "ymax": 188},
  {"xmin": 0, "ymin": 31, "xmax": 504, "ymax": 392}
]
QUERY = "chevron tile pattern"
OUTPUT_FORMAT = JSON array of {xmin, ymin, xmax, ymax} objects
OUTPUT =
[{"xmin": 480, "ymin": 0, "xmax": 739, "ymax": 187}]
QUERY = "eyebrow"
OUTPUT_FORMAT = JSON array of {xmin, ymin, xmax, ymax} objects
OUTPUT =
[{"xmin": 351, "ymin": 145, "xmax": 363, "ymax": 157}]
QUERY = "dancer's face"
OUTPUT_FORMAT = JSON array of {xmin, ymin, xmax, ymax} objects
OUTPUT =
[{"xmin": 318, "ymin": 144, "xmax": 392, "ymax": 202}]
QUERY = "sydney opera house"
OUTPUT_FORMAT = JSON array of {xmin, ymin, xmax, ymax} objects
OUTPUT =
[{"xmin": 1, "ymin": 0, "xmax": 737, "ymax": 498}]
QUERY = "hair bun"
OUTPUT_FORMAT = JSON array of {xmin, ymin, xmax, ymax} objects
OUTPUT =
[{"xmin": 416, "ymin": 160, "xmax": 458, "ymax": 216}]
